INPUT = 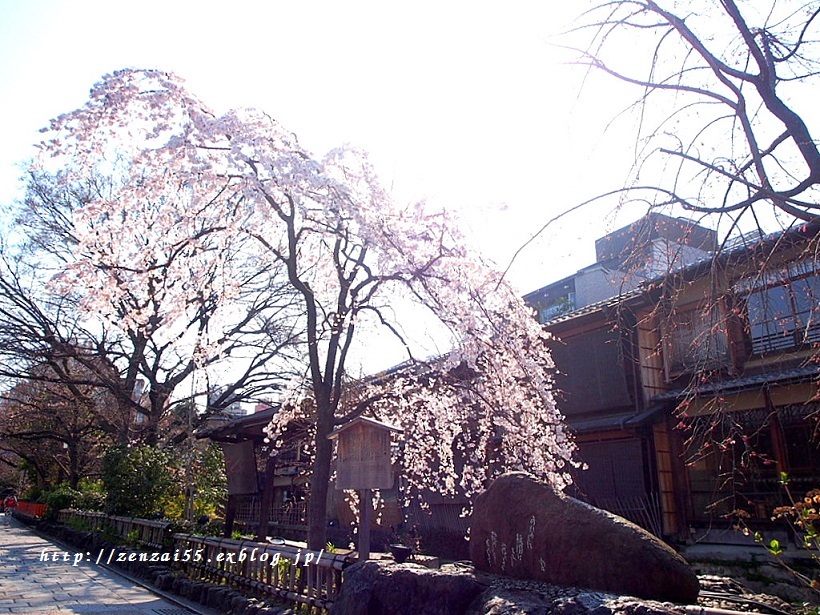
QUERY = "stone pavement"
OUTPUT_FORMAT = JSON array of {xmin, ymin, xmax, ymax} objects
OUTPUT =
[{"xmin": 0, "ymin": 513, "xmax": 202, "ymax": 614}]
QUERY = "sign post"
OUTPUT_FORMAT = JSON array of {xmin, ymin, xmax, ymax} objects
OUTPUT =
[{"xmin": 328, "ymin": 416, "xmax": 402, "ymax": 560}]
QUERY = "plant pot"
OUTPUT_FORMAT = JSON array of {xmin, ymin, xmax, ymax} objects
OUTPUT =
[{"xmin": 389, "ymin": 543, "xmax": 413, "ymax": 563}]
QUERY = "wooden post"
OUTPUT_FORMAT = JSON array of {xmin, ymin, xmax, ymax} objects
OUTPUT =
[
  {"xmin": 359, "ymin": 488, "xmax": 371, "ymax": 560},
  {"xmin": 223, "ymin": 495, "xmax": 237, "ymax": 538},
  {"xmin": 255, "ymin": 456, "xmax": 277, "ymax": 541}
]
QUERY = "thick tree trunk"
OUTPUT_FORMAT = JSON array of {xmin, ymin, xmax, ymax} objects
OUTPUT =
[{"xmin": 307, "ymin": 408, "xmax": 335, "ymax": 550}]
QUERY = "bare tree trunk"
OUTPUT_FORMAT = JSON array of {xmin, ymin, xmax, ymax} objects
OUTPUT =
[
  {"xmin": 307, "ymin": 410, "xmax": 334, "ymax": 550},
  {"xmin": 68, "ymin": 441, "xmax": 80, "ymax": 490}
]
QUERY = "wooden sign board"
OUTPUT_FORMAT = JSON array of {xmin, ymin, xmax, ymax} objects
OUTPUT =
[
  {"xmin": 329, "ymin": 416, "xmax": 401, "ymax": 490},
  {"xmin": 222, "ymin": 441, "xmax": 259, "ymax": 495}
]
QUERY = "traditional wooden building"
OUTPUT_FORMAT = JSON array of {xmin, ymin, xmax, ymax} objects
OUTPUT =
[
  {"xmin": 201, "ymin": 214, "xmax": 820, "ymax": 550},
  {"xmin": 640, "ymin": 224, "xmax": 820, "ymax": 543},
  {"xmin": 527, "ymin": 216, "xmax": 820, "ymax": 544},
  {"xmin": 196, "ymin": 406, "xmax": 314, "ymax": 539}
]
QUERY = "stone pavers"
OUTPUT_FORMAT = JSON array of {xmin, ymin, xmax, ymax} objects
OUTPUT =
[{"xmin": 0, "ymin": 514, "xmax": 196, "ymax": 614}]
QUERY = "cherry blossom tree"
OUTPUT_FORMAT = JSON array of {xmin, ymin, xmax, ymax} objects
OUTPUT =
[
  {"xmin": 3, "ymin": 168, "xmax": 304, "ymax": 444},
  {"xmin": 37, "ymin": 69, "xmax": 576, "ymax": 549},
  {"xmin": 0, "ymin": 242, "xmax": 143, "ymax": 444},
  {"xmin": 0, "ymin": 361, "xmax": 116, "ymax": 489}
]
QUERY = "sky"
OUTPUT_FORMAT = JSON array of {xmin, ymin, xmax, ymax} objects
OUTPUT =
[{"xmin": 0, "ymin": 0, "xmax": 648, "ymax": 297}]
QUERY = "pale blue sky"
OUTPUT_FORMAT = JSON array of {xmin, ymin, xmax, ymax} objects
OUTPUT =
[{"xmin": 0, "ymin": 0, "xmax": 639, "ymax": 292}]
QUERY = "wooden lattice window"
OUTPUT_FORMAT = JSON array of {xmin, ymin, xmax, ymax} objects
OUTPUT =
[
  {"xmin": 663, "ymin": 304, "xmax": 729, "ymax": 378},
  {"xmin": 741, "ymin": 264, "xmax": 820, "ymax": 355}
]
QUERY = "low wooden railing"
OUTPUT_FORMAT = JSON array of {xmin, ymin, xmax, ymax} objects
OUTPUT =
[
  {"xmin": 233, "ymin": 496, "xmax": 308, "ymax": 528},
  {"xmin": 589, "ymin": 493, "xmax": 663, "ymax": 537},
  {"xmin": 10, "ymin": 500, "xmax": 49, "ymax": 520},
  {"xmin": 58, "ymin": 510, "xmax": 171, "ymax": 549},
  {"xmin": 56, "ymin": 510, "xmax": 350, "ymax": 612},
  {"xmin": 173, "ymin": 534, "xmax": 347, "ymax": 611}
]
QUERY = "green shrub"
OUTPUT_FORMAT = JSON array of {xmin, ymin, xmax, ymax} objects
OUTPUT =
[
  {"xmin": 25, "ymin": 485, "xmax": 44, "ymax": 502},
  {"xmin": 102, "ymin": 445, "xmax": 178, "ymax": 518},
  {"xmin": 43, "ymin": 485, "xmax": 83, "ymax": 520},
  {"xmin": 65, "ymin": 516, "xmax": 92, "ymax": 532},
  {"xmin": 74, "ymin": 478, "xmax": 106, "ymax": 511},
  {"xmin": 161, "ymin": 443, "xmax": 227, "ymax": 521},
  {"xmin": 76, "ymin": 489, "xmax": 106, "ymax": 511}
]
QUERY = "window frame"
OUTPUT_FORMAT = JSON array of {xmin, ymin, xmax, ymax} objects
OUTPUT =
[
  {"xmin": 662, "ymin": 300, "xmax": 730, "ymax": 380},
  {"xmin": 735, "ymin": 260, "xmax": 820, "ymax": 356}
]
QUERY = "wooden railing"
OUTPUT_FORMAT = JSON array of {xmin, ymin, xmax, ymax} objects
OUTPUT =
[
  {"xmin": 233, "ymin": 496, "xmax": 308, "ymax": 528},
  {"xmin": 58, "ymin": 510, "xmax": 172, "ymax": 549},
  {"xmin": 56, "ymin": 510, "xmax": 350, "ymax": 612},
  {"xmin": 173, "ymin": 534, "xmax": 347, "ymax": 611},
  {"xmin": 589, "ymin": 493, "xmax": 664, "ymax": 537},
  {"xmin": 9, "ymin": 500, "xmax": 49, "ymax": 520}
]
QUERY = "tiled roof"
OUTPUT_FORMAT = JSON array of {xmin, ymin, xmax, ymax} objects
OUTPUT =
[
  {"xmin": 540, "ymin": 221, "xmax": 820, "ymax": 327},
  {"xmin": 195, "ymin": 405, "xmax": 279, "ymax": 440},
  {"xmin": 541, "ymin": 287, "xmax": 643, "ymax": 326},
  {"xmin": 566, "ymin": 404, "xmax": 667, "ymax": 433},
  {"xmin": 652, "ymin": 364, "xmax": 820, "ymax": 401}
]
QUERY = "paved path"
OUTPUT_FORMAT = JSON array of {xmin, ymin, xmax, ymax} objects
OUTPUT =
[{"xmin": 0, "ymin": 514, "xmax": 198, "ymax": 614}]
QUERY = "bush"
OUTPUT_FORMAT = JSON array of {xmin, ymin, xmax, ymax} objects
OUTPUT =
[
  {"xmin": 43, "ymin": 484, "xmax": 83, "ymax": 519},
  {"xmin": 102, "ymin": 445, "xmax": 179, "ymax": 518},
  {"xmin": 75, "ymin": 478, "xmax": 106, "ymax": 511},
  {"xmin": 25, "ymin": 485, "xmax": 45, "ymax": 502},
  {"xmin": 161, "ymin": 443, "xmax": 227, "ymax": 521}
]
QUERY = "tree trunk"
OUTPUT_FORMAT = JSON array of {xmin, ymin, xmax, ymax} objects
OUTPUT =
[
  {"xmin": 307, "ymin": 408, "xmax": 335, "ymax": 550},
  {"xmin": 113, "ymin": 398, "xmax": 134, "ymax": 445},
  {"xmin": 223, "ymin": 495, "xmax": 238, "ymax": 538},
  {"xmin": 68, "ymin": 442, "xmax": 80, "ymax": 490}
]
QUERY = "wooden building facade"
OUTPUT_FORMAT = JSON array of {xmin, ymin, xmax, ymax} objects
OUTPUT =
[{"xmin": 529, "ymin": 219, "xmax": 820, "ymax": 544}]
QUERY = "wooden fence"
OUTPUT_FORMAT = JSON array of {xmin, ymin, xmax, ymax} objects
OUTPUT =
[
  {"xmin": 58, "ymin": 510, "xmax": 171, "ymax": 549},
  {"xmin": 589, "ymin": 493, "xmax": 664, "ymax": 537},
  {"xmin": 57, "ymin": 510, "xmax": 349, "ymax": 611},
  {"xmin": 232, "ymin": 496, "xmax": 308, "ymax": 529},
  {"xmin": 173, "ymin": 534, "xmax": 347, "ymax": 611}
]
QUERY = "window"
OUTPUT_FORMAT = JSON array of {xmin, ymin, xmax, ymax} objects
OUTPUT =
[
  {"xmin": 551, "ymin": 328, "xmax": 633, "ymax": 414},
  {"xmin": 686, "ymin": 410, "xmax": 779, "ymax": 521},
  {"xmin": 685, "ymin": 405, "xmax": 820, "ymax": 521},
  {"xmin": 572, "ymin": 438, "xmax": 648, "ymax": 500},
  {"xmin": 740, "ymin": 261, "xmax": 820, "ymax": 355},
  {"xmin": 664, "ymin": 305, "xmax": 729, "ymax": 377},
  {"xmin": 539, "ymin": 292, "xmax": 576, "ymax": 322},
  {"xmin": 779, "ymin": 405, "xmax": 820, "ymax": 478}
]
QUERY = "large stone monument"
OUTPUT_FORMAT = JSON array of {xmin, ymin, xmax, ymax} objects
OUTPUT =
[{"xmin": 469, "ymin": 472, "xmax": 699, "ymax": 603}]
